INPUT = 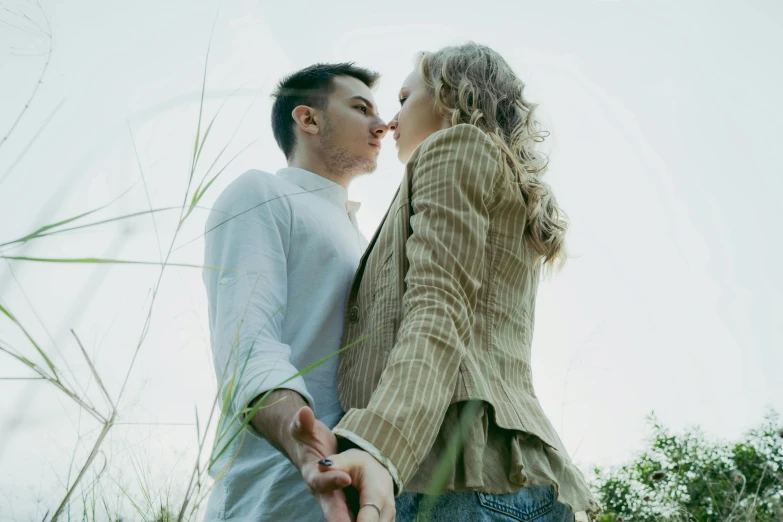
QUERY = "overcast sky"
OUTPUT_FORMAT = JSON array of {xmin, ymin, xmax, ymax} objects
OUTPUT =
[{"xmin": 1, "ymin": 1, "xmax": 782, "ymax": 520}]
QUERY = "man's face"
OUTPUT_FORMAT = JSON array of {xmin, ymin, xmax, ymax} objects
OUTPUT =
[{"xmin": 317, "ymin": 76, "xmax": 388, "ymax": 178}]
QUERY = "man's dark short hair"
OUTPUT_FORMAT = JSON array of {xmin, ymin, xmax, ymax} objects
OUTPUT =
[{"xmin": 271, "ymin": 63, "xmax": 380, "ymax": 160}]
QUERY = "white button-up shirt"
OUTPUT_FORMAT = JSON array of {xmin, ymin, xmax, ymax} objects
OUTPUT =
[{"xmin": 202, "ymin": 167, "xmax": 367, "ymax": 521}]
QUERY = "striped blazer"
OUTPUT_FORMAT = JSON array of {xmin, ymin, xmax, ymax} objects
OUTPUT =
[{"xmin": 334, "ymin": 124, "xmax": 599, "ymax": 516}]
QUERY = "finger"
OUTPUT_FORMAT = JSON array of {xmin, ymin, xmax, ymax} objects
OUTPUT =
[
  {"xmin": 357, "ymin": 483, "xmax": 387, "ymax": 522},
  {"xmin": 358, "ymin": 487, "xmax": 394, "ymax": 522},
  {"xmin": 308, "ymin": 468, "xmax": 352, "ymax": 493},
  {"xmin": 292, "ymin": 405, "xmax": 316, "ymax": 440},
  {"xmin": 356, "ymin": 470, "xmax": 394, "ymax": 522},
  {"xmin": 317, "ymin": 451, "xmax": 363, "ymax": 476},
  {"xmin": 317, "ymin": 489, "xmax": 355, "ymax": 522},
  {"xmin": 356, "ymin": 503, "xmax": 381, "ymax": 522},
  {"xmin": 380, "ymin": 501, "xmax": 396, "ymax": 522}
]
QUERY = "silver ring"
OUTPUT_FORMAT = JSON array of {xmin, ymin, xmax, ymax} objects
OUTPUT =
[{"xmin": 361, "ymin": 502, "xmax": 382, "ymax": 516}]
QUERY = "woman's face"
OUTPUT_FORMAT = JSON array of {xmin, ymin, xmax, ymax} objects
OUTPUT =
[{"xmin": 389, "ymin": 68, "xmax": 451, "ymax": 164}]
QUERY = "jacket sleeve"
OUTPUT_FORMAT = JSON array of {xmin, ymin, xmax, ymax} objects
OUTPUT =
[{"xmin": 334, "ymin": 125, "xmax": 504, "ymax": 488}]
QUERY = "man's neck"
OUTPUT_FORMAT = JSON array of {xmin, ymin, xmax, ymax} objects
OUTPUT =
[{"xmin": 288, "ymin": 156, "xmax": 350, "ymax": 190}]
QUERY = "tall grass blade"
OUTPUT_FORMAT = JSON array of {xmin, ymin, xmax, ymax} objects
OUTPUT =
[
  {"xmin": 0, "ymin": 302, "xmax": 58, "ymax": 377},
  {"xmin": 0, "ymin": 183, "xmax": 140, "ymax": 248}
]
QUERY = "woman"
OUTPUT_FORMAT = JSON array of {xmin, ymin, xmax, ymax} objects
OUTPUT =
[{"xmin": 317, "ymin": 42, "xmax": 601, "ymax": 522}]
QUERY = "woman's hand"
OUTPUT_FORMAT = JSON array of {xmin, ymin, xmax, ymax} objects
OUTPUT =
[{"xmin": 318, "ymin": 448, "xmax": 396, "ymax": 522}]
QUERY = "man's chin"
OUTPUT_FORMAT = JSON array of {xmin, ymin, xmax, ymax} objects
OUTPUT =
[{"xmin": 356, "ymin": 158, "xmax": 378, "ymax": 175}]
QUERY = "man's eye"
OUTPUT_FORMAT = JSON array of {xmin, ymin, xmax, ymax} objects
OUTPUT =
[
  {"xmin": 399, "ymin": 97, "xmax": 407, "ymax": 105},
  {"xmin": 356, "ymin": 106, "xmax": 368, "ymax": 113}
]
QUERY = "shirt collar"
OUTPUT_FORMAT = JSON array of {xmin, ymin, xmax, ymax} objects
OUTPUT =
[{"xmin": 276, "ymin": 167, "xmax": 361, "ymax": 214}]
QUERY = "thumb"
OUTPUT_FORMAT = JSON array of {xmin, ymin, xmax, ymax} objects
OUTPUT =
[{"xmin": 292, "ymin": 405, "xmax": 316, "ymax": 439}]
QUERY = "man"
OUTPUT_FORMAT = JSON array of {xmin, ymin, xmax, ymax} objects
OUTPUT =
[{"xmin": 201, "ymin": 62, "xmax": 388, "ymax": 521}]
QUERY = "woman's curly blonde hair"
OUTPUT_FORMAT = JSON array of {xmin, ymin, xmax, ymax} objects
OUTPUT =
[{"xmin": 417, "ymin": 42, "xmax": 567, "ymax": 268}]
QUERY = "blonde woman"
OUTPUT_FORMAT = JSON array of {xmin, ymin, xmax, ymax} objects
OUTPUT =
[{"xmin": 301, "ymin": 42, "xmax": 602, "ymax": 522}]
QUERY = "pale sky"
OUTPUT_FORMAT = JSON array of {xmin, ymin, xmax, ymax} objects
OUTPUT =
[{"xmin": 1, "ymin": 1, "xmax": 782, "ymax": 520}]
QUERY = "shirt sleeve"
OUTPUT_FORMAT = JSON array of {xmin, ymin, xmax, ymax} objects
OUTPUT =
[
  {"xmin": 203, "ymin": 171, "xmax": 314, "ymax": 433},
  {"xmin": 334, "ymin": 125, "xmax": 505, "ymax": 488}
]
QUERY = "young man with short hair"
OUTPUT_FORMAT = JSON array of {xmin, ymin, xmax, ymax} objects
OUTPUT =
[{"xmin": 202, "ymin": 62, "xmax": 388, "ymax": 521}]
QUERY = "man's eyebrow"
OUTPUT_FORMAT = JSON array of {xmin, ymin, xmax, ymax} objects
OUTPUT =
[{"xmin": 349, "ymin": 96, "xmax": 376, "ymax": 112}]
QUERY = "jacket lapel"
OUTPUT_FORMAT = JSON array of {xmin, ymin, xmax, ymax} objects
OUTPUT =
[{"xmin": 347, "ymin": 186, "xmax": 400, "ymax": 302}]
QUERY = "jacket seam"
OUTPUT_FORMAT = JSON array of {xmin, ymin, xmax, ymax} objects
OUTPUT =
[{"xmin": 485, "ymin": 222, "xmax": 502, "ymax": 384}]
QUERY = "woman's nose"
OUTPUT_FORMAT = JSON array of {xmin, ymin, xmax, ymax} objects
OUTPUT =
[{"xmin": 388, "ymin": 113, "xmax": 399, "ymax": 132}]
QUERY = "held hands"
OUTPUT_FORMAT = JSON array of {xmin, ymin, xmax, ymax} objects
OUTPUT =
[
  {"xmin": 318, "ymin": 449, "xmax": 396, "ymax": 522},
  {"xmin": 289, "ymin": 406, "xmax": 355, "ymax": 522},
  {"xmin": 291, "ymin": 406, "xmax": 396, "ymax": 521}
]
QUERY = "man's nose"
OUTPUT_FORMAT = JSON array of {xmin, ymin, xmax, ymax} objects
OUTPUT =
[{"xmin": 372, "ymin": 119, "xmax": 390, "ymax": 138}]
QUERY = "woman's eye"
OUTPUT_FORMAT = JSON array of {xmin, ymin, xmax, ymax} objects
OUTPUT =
[
  {"xmin": 399, "ymin": 97, "xmax": 407, "ymax": 105},
  {"xmin": 356, "ymin": 106, "xmax": 368, "ymax": 113}
]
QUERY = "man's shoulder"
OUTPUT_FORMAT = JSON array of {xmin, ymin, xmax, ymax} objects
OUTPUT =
[
  {"xmin": 224, "ymin": 168, "xmax": 285, "ymax": 196},
  {"xmin": 204, "ymin": 170, "xmax": 297, "ymax": 232},
  {"xmin": 212, "ymin": 169, "xmax": 290, "ymax": 209}
]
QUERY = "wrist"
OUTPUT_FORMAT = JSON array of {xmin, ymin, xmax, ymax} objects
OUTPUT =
[
  {"xmin": 247, "ymin": 390, "xmax": 309, "ymax": 467},
  {"xmin": 333, "ymin": 427, "xmax": 403, "ymax": 496}
]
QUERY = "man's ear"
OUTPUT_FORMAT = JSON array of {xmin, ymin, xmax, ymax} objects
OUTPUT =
[{"xmin": 292, "ymin": 105, "xmax": 320, "ymax": 136}]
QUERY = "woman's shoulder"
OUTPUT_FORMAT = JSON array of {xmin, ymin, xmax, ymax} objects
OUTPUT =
[
  {"xmin": 407, "ymin": 124, "xmax": 507, "ymax": 201},
  {"xmin": 413, "ymin": 124, "xmax": 501, "ymax": 165}
]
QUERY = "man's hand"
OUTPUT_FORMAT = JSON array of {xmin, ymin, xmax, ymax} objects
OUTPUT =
[
  {"xmin": 318, "ymin": 448, "xmax": 396, "ymax": 522},
  {"xmin": 290, "ymin": 406, "xmax": 355, "ymax": 522}
]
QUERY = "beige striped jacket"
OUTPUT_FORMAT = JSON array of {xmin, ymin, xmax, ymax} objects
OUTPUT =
[{"xmin": 333, "ymin": 124, "xmax": 600, "ymax": 517}]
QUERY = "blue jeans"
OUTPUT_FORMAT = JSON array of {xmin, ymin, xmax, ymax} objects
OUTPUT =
[{"xmin": 395, "ymin": 485, "xmax": 575, "ymax": 522}]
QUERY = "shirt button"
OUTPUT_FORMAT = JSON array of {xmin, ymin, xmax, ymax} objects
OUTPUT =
[
  {"xmin": 219, "ymin": 277, "xmax": 230, "ymax": 285},
  {"xmin": 348, "ymin": 305, "xmax": 360, "ymax": 324}
]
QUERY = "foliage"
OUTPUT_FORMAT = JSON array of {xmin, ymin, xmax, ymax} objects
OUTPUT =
[{"xmin": 592, "ymin": 411, "xmax": 783, "ymax": 522}]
